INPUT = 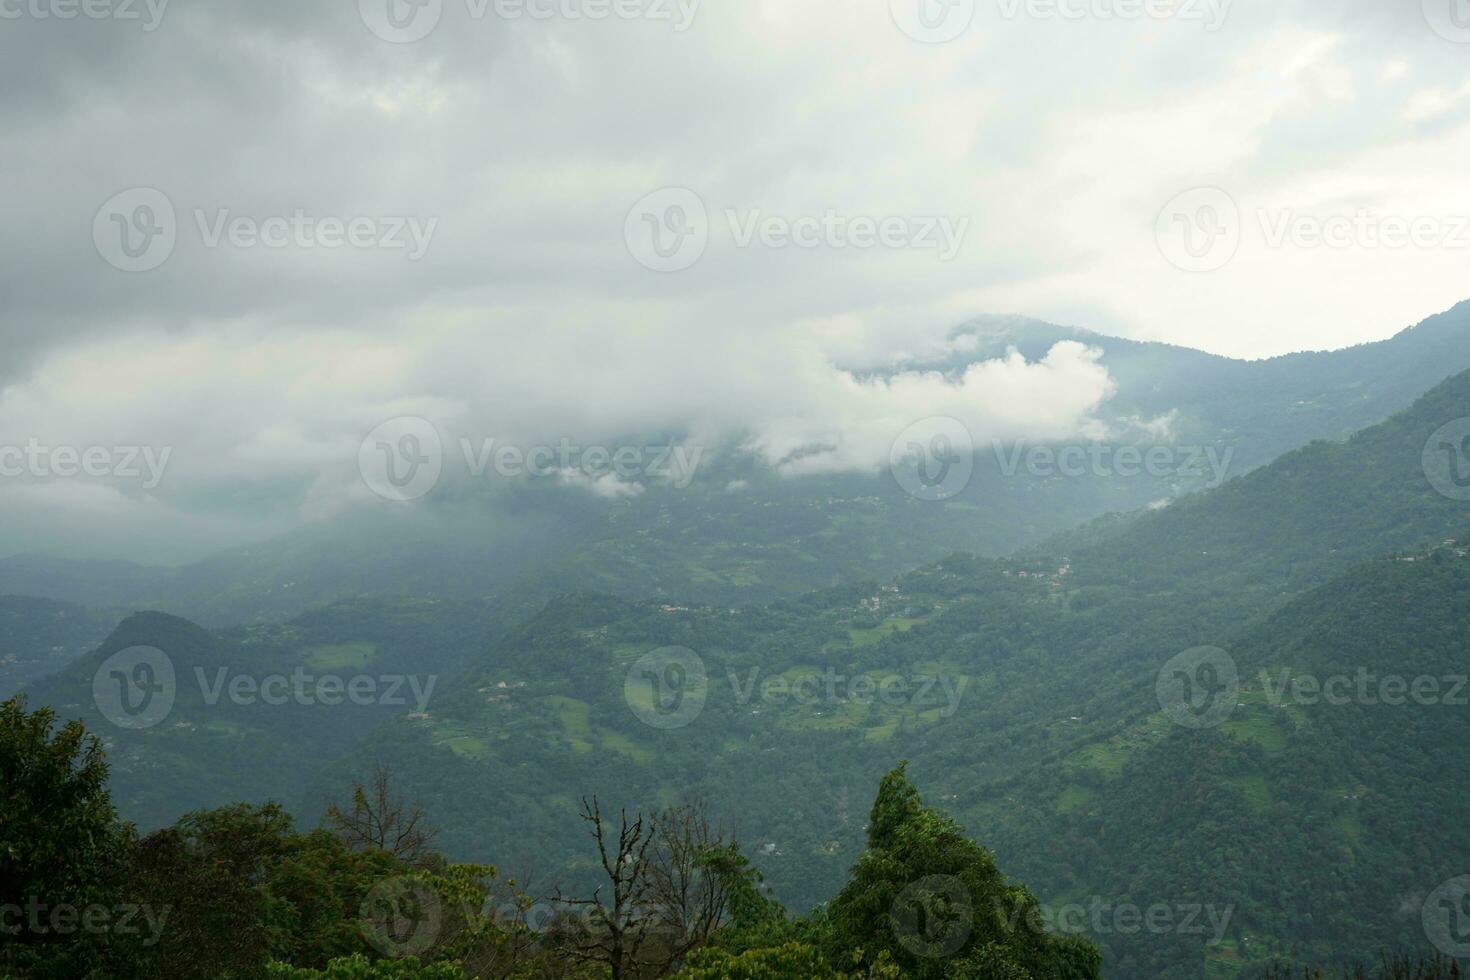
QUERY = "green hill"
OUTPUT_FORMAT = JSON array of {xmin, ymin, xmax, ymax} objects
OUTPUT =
[{"xmin": 21, "ymin": 360, "xmax": 1470, "ymax": 979}]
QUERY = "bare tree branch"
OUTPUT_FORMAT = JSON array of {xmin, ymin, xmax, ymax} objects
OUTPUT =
[{"xmin": 325, "ymin": 764, "xmax": 438, "ymax": 866}]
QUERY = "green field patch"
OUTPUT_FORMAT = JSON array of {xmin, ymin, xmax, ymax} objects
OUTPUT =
[
  {"xmin": 1227, "ymin": 773, "xmax": 1271, "ymax": 808},
  {"xmin": 1204, "ymin": 938, "xmax": 1248, "ymax": 979},
  {"xmin": 865, "ymin": 718, "xmax": 899, "ymax": 742},
  {"xmin": 597, "ymin": 727, "xmax": 652, "ymax": 763},
  {"xmin": 610, "ymin": 643, "xmax": 658, "ymax": 665},
  {"xmin": 1220, "ymin": 711, "xmax": 1288, "ymax": 754},
  {"xmin": 845, "ymin": 617, "xmax": 924, "ymax": 648},
  {"xmin": 302, "ymin": 641, "xmax": 378, "ymax": 670},
  {"xmin": 1068, "ymin": 714, "xmax": 1173, "ymax": 776},
  {"xmin": 1333, "ymin": 811, "xmax": 1365, "ymax": 844},
  {"xmin": 778, "ymin": 696, "xmax": 871, "ymax": 734},
  {"xmin": 1056, "ymin": 785, "xmax": 1093, "ymax": 814},
  {"xmin": 687, "ymin": 563, "xmax": 728, "ymax": 585},
  {"xmin": 439, "ymin": 735, "xmax": 494, "ymax": 760},
  {"xmin": 544, "ymin": 696, "xmax": 595, "ymax": 753},
  {"xmin": 1075, "ymin": 740, "xmax": 1130, "ymax": 775},
  {"xmin": 428, "ymin": 721, "xmax": 497, "ymax": 760}
]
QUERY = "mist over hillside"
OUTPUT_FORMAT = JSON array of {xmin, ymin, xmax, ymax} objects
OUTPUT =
[{"xmin": 9, "ymin": 4, "xmax": 1470, "ymax": 976}]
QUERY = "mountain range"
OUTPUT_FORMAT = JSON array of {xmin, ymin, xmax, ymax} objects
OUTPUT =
[
  {"xmin": 5, "ymin": 301, "xmax": 1470, "ymax": 632},
  {"xmin": 10, "ymin": 306, "xmax": 1470, "ymax": 977}
]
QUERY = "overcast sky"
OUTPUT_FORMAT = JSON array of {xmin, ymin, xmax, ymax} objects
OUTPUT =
[{"xmin": 4, "ymin": 0, "xmax": 1470, "ymax": 562}]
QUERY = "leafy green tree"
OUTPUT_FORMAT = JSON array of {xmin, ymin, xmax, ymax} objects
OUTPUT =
[
  {"xmin": 0, "ymin": 696, "xmax": 128, "ymax": 978},
  {"xmin": 124, "ymin": 802, "xmax": 302, "ymax": 978},
  {"xmin": 825, "ymin": 764, "xmax": 1101, "ymax": 980},
  {"xmin": 675, "ymin": 942, "xmax": 850, "ymax": 978},
  {"xmin": 265, "ymin": 953, "xmax": 465, "ymax": 979},
  {"xmin": 260, "ymin": 829, "xmax": 403, "ymax": 969}
]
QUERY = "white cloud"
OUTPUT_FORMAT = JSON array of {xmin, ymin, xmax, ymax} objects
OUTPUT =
[{"xmin": 1, "ymin": 0, "xmax": 1468, "ymax": 558}]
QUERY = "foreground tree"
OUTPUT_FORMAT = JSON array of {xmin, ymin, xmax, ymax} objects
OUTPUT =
[
  {"xmin": 327, "ymin": 765, "xmax": 439, "ymax": 867},
  {"xmin": 0, "ymin": 696, "xmax": 129, "ymax": 977},
  {"xmin": 825, "ymin": 763, "xmax": 1102, "ymax": 980},
  {"xmin": 556, "ymin": 797, "xmax": 658, "ymax": 980},
  {"xmin": 644, "ymin": 800, "xmax": 739, "ymax": 972}
]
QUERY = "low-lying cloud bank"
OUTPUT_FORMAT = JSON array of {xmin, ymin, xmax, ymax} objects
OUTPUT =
[{"xmin": 0, "ymin": 325, "xmax": 1117, "ymax": 562}]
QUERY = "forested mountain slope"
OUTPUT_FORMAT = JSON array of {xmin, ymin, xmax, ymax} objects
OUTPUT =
[
  {"xmin": 5, "ymin": 306, "xmax": 1470, "ymax": 629},
  {"xmin": 20, "ymin": 354, "xmax": 1470, "ymax": 979}
]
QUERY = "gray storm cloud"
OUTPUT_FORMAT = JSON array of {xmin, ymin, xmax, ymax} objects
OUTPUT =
[{"xmin": 3, "ymin": 0, "xmax": 1470, "ymax": 558}]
